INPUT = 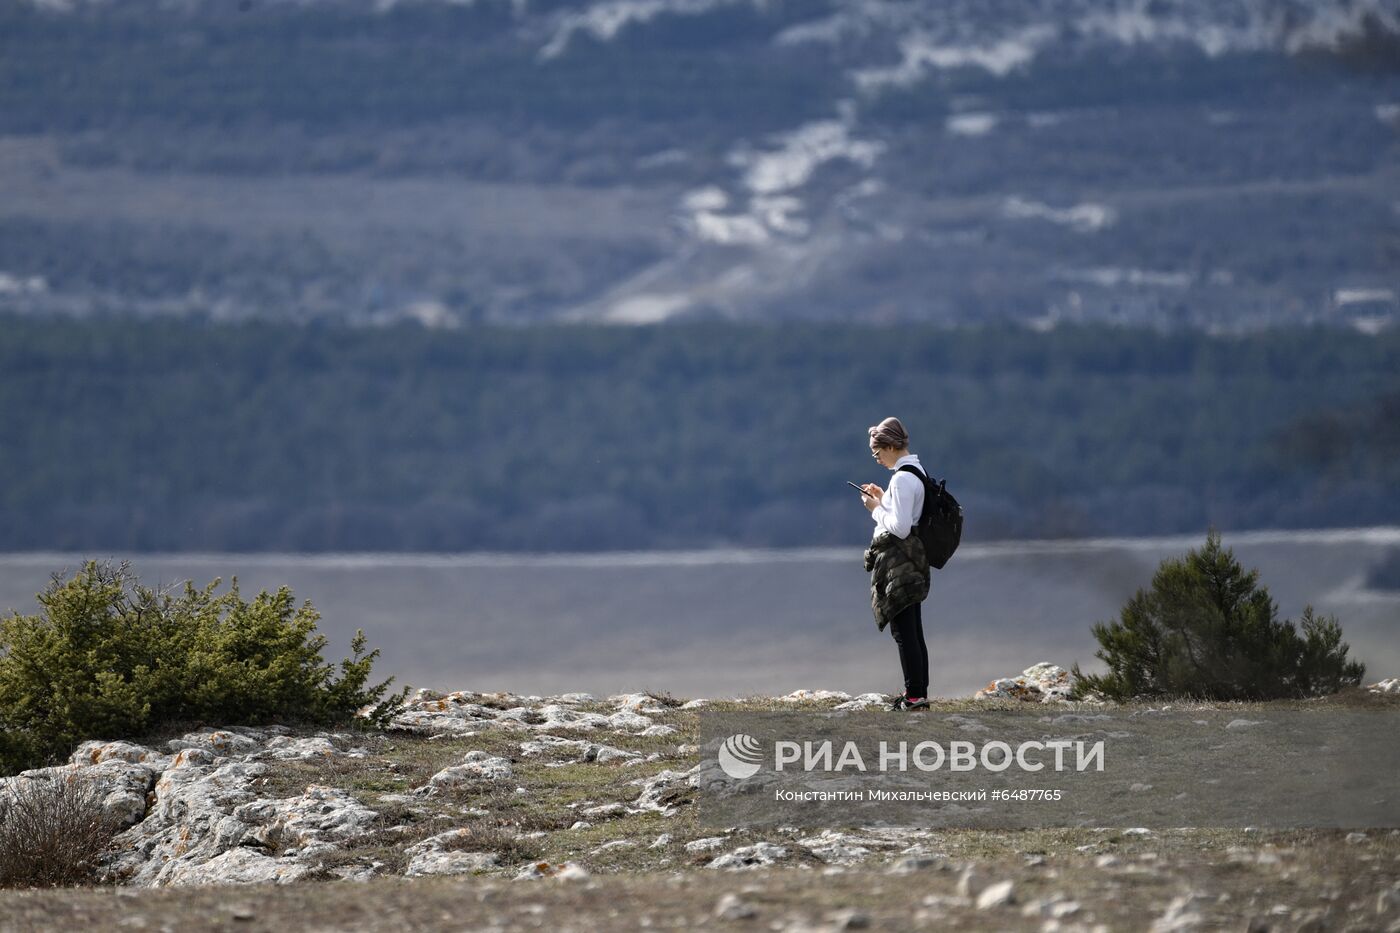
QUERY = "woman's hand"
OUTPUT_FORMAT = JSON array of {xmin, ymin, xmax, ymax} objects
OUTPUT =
[{"xmin": 861, "ymin": 483, "xmax": 883, "ymax": 511}]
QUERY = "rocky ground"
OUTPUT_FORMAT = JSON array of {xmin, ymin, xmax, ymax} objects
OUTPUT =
[{"xmin": 1, "ymin": 667, "xmax": 1399, "ymax": 932}]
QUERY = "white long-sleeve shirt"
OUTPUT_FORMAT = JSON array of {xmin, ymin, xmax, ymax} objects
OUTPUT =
[{"xmin": 870, "ymin": 453, "xmax": 926, "ymax": 540}]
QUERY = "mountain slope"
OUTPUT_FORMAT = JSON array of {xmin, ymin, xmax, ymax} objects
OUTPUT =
[{"xmin": 1, "ymin": 0, "xmax": 1397, "ymax": 327}]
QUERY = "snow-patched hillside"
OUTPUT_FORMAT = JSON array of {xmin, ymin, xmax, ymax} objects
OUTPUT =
[{"xmin": 2, "ymin": 0, "xmax": 1397, "ymax": 327}]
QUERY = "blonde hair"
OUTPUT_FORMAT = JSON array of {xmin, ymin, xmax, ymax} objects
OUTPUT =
[{"xmin": 868, "ymin": 416, "xmax": 909, "ymax": 451}]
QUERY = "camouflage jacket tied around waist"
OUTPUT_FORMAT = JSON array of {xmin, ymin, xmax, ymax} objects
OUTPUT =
[{"xmin": 863, "ymin": 529, "xmax": 930, "ymax": 632}]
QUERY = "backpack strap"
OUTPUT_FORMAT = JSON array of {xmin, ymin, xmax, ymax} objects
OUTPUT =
[{"xmin": 895, "ymin": 464, "xmax": 935, "ymax": 524}]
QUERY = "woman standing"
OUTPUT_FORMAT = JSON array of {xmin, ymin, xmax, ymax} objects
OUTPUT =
[{"xmin": 859, "ymin": 416, "xmax": 932, "ymax": 711}]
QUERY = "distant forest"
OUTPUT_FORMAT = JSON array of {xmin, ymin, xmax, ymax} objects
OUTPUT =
[
  {"xmin": 2, "ymin": 1, "xmax": 1396, "ymax": 328},
  {"xmin": 2, "ymin": 316, "xmax": 1398, "ymax": 552}
]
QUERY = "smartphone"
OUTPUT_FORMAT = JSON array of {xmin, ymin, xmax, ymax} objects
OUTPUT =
[{"xmin": 848, "ymin": 481, "xmax": 870, "ymax": 495}]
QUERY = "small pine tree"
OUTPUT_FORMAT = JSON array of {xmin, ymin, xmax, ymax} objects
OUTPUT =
[
  {"xmin": 1071, "ymin": 530, "xmax": 1366, "ymax": 701},
  {"xmin": 0, "ymin": 559, "xmax": 408, "ymax": 776}
]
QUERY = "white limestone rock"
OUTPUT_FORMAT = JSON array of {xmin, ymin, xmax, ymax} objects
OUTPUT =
[
  {"xmin": 513, "ymin": 860, "xmax": 588, "ymax": 880},
  {"xmin": 102, "ymin": 758, "xmax": 271, "ymax": 886},
  {"xmin": 166, "ymin": 747, "xmax": 218, "ymax": 770},
  {"xmin": 163, "ymin": 846, "xmax": 312, "ymax": 886},
  {"xmin": 401, "ymin": 828, "xmax": 502, "ymax": 877},
  {"xmin": 8, "ymin": 758, "xmax": 160, "ymax": 828},
  {"xmin": 684, "ymin": 836, "xmax": 727, "ymax": 853},
  {"xmin": 250, "ymin": 736, "xmax": 370, "ymax": 762},
  {"xmin": 706, "ymin": 841, "xmax": 791, "ymax": 870},
  {"xmin": 403, "ymin": 827, "xmax": 478, "ymax": 853},
  {"xmin": 475, "ymin": 691, "xmax": 538, "ymax": 706},
  {"xmin": 686, "ymin": 755, "xmax": 765, "ymax": 795},
  {"xmin": 586, "ymin": 743, "xmax": 643, "ymax": 763},
  {"xmin": 778, "ymin": 690, "xmax": 852, "ymax": 703},
  {"xmin": 590, "ymin": 839, "xmax": 636, "ymax": 854},
  {"xmin": 519, "ymin": 734, "xmax": 592, "ymax": 757},
  {"xmin": 606, "ymin": 710, "xmax": 656, "ymax": 732},
  {"xmin": 610, "ymin": 692, "xmax": 666, "ymax": 714},
  {"xmin": 715, "ymin": 892, "xmax": 758, "ymax": 920},
  {"xmin": 232, "ymin": 784, "xmax": 379, "ymax": 852},
  {"xmin": 413, "ymin": 750, "xmax": 514, "ymax": 795},
  {"xmin": 795, "ymin": 829, "xmax": 872, "ymax": 865},
  {"xmin": 974, "ymin": 663, "xmax": 1073, "ymax": 702},
  {"xmin": 388, "ymin": 691, "xmax": 508, "ymax": 735},
  {"xmin": 69, "ymin": 740, "xmax": 173, "ymax": 770},
  {"xmin": 976, "ymin": 880, "xmax": 1016, "ymax": 909},
  {"xmin": 325, "ymin": 860, "xmax": 388, "ymax": 883},
  {"xmin": 834, "ymin": 693, "xmax": 888, "ymax": 710},
  {"xmin": 630, "ymin": 766, "xmax": 697, "ymax": 815},
  {"xmin": 534, "ymin": 705, "xmax": 615, "ymax": 731},
  {"xmin": 388, "ymin": 711, "xmax": 487, "ymax": 736},
  {"xmin": 494, "ymin": 706, "xmax": 546, "ymax": 725},
  {"xmin": 165, "ymin": 728, "xmax": 264, "ymax": 757},
  {"xmin": 554, "ymin": 862, "xmax": 591, "ymax": 880},
  {"xmin": 519, "ymin": 733, "xmax": 639, "ymax": 763},
  {"xmin": 405, "ymin": 850, "xmax": 501, "ymax": 877}
]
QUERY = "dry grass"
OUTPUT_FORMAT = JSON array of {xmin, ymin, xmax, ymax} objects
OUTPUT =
[
  {"xmin": 435, "ymin": 819, "xmax": 544, "ymax": 862},
  {"xmin": 3, "ymin": 689, "xmax": 1395, "ymax": 930},
  {"xmin": 230, "ymin": 689, "xmax": 1400, "ymax": 881},
  {"xmin": 0, "ymin": 776, "xmax": 123, "ymax": 889},
  {"xmin": 4, "ymin": 830, "xmax": 1398, "ymax": 932}
]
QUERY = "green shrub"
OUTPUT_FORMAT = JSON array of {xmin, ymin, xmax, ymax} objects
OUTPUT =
[
  {"xmin": 0, "ymin": 559, "xmax": 408, "ymax": 776},
  {"xmin": 1071, "ymin": 530, "xmax": 1366, "ymax": 701}
]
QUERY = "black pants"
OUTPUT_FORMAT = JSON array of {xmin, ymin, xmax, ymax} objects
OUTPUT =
[{"xmin": 888, "ymin": 600, "xmax": 929, "ymax": 698}]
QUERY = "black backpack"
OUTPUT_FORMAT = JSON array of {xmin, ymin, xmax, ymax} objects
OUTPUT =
[{"xmin": 896, "ymin": 464, "xmax": 963, "ymax": 569}]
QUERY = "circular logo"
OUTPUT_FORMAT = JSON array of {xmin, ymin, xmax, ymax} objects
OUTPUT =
[{"xmin": 717, "ymin": 733, "xmax": 763, "ymax": 779}]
